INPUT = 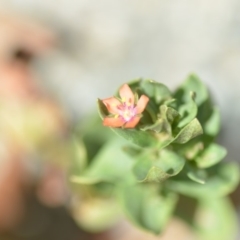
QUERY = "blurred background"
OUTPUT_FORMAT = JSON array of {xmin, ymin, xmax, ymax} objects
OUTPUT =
[{"xmin": 0, "ymin": 0, "xmax": 240, "ymax": 239}]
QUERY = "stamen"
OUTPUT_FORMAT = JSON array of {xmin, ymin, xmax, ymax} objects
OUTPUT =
[{"xmin": 117, "ymin": 102, "xmax": 137, "ymax": 122}]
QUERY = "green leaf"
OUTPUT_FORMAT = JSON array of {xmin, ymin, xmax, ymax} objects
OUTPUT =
[
  {"xmin": 72, "ymin": 197, "xmax": 120, "ymax": 232},
  {"xmin": 183, "ymin": 142, "xmax": 204, "ymax": 160},
  {"xmin": 70, "ymin": 137, "xmax": 88, "ymax": 176},
  {"xmin": 141, "ymin": 118, "xmax": 169, "ymax": 133},
  {"xmin": 112, "ymin": 128, "xmax": 159, "ymax": 148},
  {"xmin": 141, "ymin": 105, "xmax": 173, "ymax": 134},
  {"xmin": 122, "ymin": 145, "xmax": 142, "ymax": 157},
  {"xmin": 133, "ymin": 149, "xmax": 185, "ymax": 182},
  {"xmin": 186, "ymin": 165, "xmax": 207, "ymax": 184},
  {"xmin": 140, "ymin": 118, "xmax": 202, "ymax": 149},
  {"xmin": 140, "ymin": 105, "xmax": 180, "ymax": 149},
  {"xmin": 118, "ymin": 184, "xmax": 178, "ymax": 234},
  {"xmin": 166, "ymin": 162, "xmax": 240, "ymax": 198},
  {"xmin": 140, "ymin": 79, "xmax": 172, "ymax": 104},
  {"xmin": 194, "ymin": 198, "xmax": 238, "ymax": 240},
  {"xmin": 166, "ymin": 106, "xmax": 180, "ymax": 125},
  {"xmin": 71, "ymin": 138, "xmax": 134, "ymax": 184},
  {"xmin": 97, "ymin": 98, "xmax": 109, "ymax": 119},
  {"xmin": 195, "ymin": 143, "xmax": 227, "ymax": 168},
  {"xmin": 141, "ymin": 105, "xmax": 179, "ymax": 133},
  {"xmin": 177, "ymin": 91, "xmax": 198, "ymax": 128},
  {"xmin": 158, "ymin": 105, "xmax": 177, "ymax": 134},
  {"xmin": 174, "ymin": 118, "xmax": 203, "ymax": 144},
  {"xmin": 174, "ymin": 74, "xmax": 209, "ymax": 107},
  {"xmin": 204, "ymin": 107, "xmax": 220, "ymax": 137},
  {"xmin": 78, "ymin": 113, "xmax": 113, "ymax": 162}
]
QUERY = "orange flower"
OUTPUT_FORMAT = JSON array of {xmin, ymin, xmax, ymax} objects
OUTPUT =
[{"xmin": 102, "ymin": 84, "xmax": 149, "ymax": 128}]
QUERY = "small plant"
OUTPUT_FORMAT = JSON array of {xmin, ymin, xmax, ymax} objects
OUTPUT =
[{"xmin": 70, "ymin": 74, "xmax": 239, "ymax": 239}]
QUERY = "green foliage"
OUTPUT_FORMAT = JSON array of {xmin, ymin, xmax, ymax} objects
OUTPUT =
[
  {"xmin": 70, "ymin": 74, "xmax": 239, "ymax": 237},
  {"xmin": 118, "ymin": 183, "xmax": 178, "ymax": 234},
  {"xmin": 194, "ymin": 197, "xmax": 238, "ymax": 240},
  {"xmin": 195, "ymin": 143, "xmax": 227, "ymax": 168},
  {"xmin": 173, "ymin": 118, "xmax": 203, "ymax": 144},
  {"xmin": 166, "ymin": 162, "xmax": 239, "ymax": 198},
  {"xmin": 139, "ymin": 79, "xmax": 172, "ymax": 105},
  {"xmin": 71, "ymin": 138, "xmax": 134, "ymax": 184},
  {"xmin": 132, "ymin": 149, "xmax": 185, "ymax": 182}
]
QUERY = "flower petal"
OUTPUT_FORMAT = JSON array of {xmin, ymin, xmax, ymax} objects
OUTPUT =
[
  {"xmin": 103, "ymin": 117, "xmax": 124, "ymax": 128},
  {"xmin": 124, "ymin": 116, "xmax": 141, "ymax": 128},
  {"xmin": 136, "ymin": 95, "xmax": 149, "ymax": 114},
  {"xmin": 119, "ymin": 84, "xmax": 134, "ymax": 104},
  {"xmin": 102, "ymin": 97, "xmax": 121, "ymax": 114}
]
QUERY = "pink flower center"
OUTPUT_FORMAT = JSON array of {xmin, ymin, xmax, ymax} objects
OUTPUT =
[{"xmin": 117, "ymin": 102, "xmax": 137, "ymax": 122}]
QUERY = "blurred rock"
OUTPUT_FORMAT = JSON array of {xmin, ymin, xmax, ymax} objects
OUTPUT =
[
  {"xmin": 0, "ymin": 10, "xmax": 55, "ymax": 61},
  {"xmin": 0, "ymin": 142, "xmax": 26, "ymax": 231},
  {"xmin": 36, "ymin": 166, "xmax": 70, "ymax": 208},
  {"xmin": 0, "ymin": 10, "xmax": 70, "ymax": 234}
]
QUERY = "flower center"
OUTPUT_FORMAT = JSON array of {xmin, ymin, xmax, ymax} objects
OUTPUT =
[{"xmin": 117, "ymin": 102, "xmax": 136, "ymax": 122}]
